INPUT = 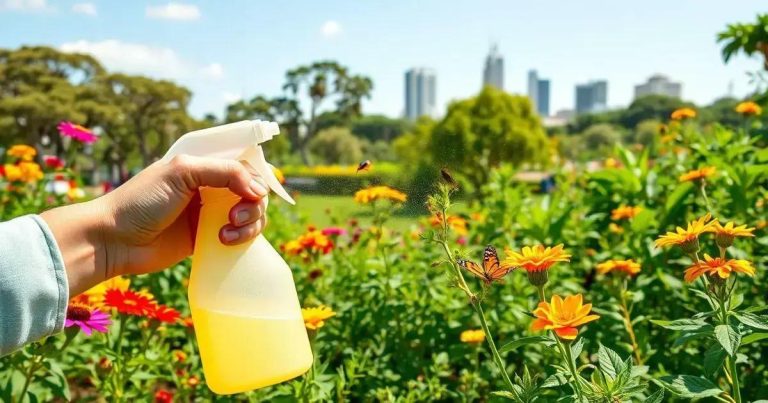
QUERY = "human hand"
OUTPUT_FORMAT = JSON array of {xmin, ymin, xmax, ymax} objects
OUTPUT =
[{"xmin": 42, "ymin": 155, "xmax": 268, "ymax": 296}]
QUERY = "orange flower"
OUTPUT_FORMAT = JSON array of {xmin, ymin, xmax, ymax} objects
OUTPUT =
[
  {"xmin": 611, "ymin": 205, "xmax": 642, "ymax": 221},
  {"xmin": 148, "ymin": 304, "xmax": 181, "ymax": 324},
  {"xmin": 655, "ymin": 213, "xmax": 717, "ymax": 253},
  {"xmin": 173, "ymin": 350, "xmax": 187, "ymax": 363},
  {"xmin": 531, "ymin": 294, "xmax": 600, "ymax": 340},
  {"xmin": 679, "ymin": 166, "xmax": 716, "ymax": 183},
  {"xmin": 7, "ymin": 145, "xmax": 37, "ymax": 161},
  {"xmin": 714, "ymin": 221, "xmax": 755, "ymax": 248},
  {"xmin": 503, "ymin": 244, "xmax": 571, "ymax": 273},
  {"xmin": 683, "ymin": 254, "xmax": 755, "ymax": 283},
  {"xmin": 302, "ymin": 305, "xmax": 336, "ymax": 330},
  {"xmin": 429, "ymin": 213, "xmax": 468, "ymax": 236},
  {"xmin": 596, "ymin": 259, "xmax": 641, "ymax": 276},
  {"xmin": 670, "ymin": 107, "xmax": 696, "ymax": 120},
  {"xmin": 103, "ymin": 289, "xmax": 156, "ymax": 316},
  {"xmin": 460, "ymin": 329, "xmax": 485, "ymax": 344},
  {"xmin": 735, "ymin": 101, "xmax": 762, "ymax": 116},
  {"xmin": 3, "ymin": 162, "xmax": 43, "ymax": 183},
  {"xmin": 354, "ymin": 185, "xmax": 407, "ymax": 204},
  {"xmin": 608, "ymin": 223, "xmax": 624, "ymax": 234},
  {"xmin": 281, "ymin": 227, "xmax": 334, "ymax": 256},
  {"xmin": 80, "ymin": 276, "xmax": 131, "ymax": 308}
]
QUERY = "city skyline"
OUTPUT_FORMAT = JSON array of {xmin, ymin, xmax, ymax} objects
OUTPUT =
[
  {"xmin": 404, "ymin": 68, "xmax": 437, "ymax": 120},
  {"xmin": 483, "ymin": 44, "xmax": 504, "ymax": 90}
]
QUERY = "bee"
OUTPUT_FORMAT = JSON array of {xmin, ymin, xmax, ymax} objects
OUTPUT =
[
  {"xmin": 440, "ymin": 167, "xmax": 458, "ymax": 188},
  {"xmin": 356, "ymin": 160, "xmax": 372, "ymax": 173}
]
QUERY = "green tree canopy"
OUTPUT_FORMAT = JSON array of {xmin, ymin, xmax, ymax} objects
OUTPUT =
[
  {"xmin": 307, "ymin": 127, "xmax": 364, "ymax": 165},
  {"xmin": 429, "ymin": 86, "xmax": 549, "ymax": 192},
  {"xmin": 351, "ymin": 114, "xmax": 408, "ymax": 142},
  {"xmin": 619, "ymin": 94, "xmax": 691, "ymax": 128},
  {"xmin": 718, "ymin": 13, "xmax": 768, "ymax": 71}
]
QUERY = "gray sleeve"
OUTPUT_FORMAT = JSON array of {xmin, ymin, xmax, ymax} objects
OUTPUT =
[{"xmin": 0, "ymin": 215, "xmax": 69, "ymax": 356}]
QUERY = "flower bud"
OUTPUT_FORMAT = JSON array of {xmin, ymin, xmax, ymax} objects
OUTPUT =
[{"xmin": 527, "ymin": 270, "xmax": 549, "ymax": 288}]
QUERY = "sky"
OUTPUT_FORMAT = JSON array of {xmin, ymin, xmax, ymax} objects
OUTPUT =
[{"xmin": 0, "ymin": 0, "xmax": 766, "ymax": 119}]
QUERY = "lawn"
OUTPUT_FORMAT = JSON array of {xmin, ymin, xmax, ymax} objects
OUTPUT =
[{"xmin": 291, "ymin": 193, "xmax": 420, "ymax": 232}]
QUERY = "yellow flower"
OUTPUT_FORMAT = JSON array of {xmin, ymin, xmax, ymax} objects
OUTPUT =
[
  {"xmin": 503, "ymin": 244, "xmax": 571, "ymax": 273},
  {"xmin": 7, "ymin": 145, "xmax": 37, "ymax": 161},
  {"xmin": 429, "ymin": 213, "xmax": 468, "ymax": 236},
  {"xmin": 608, "ymin": 223, "xmax": 624, "ymax": 234},
  {"xmin": 655, "ymin": 213, "xmax": 717, "ymax": 253},
  {"xmin": 660, "ymin": 134, "xmax": 675, "ymax": 144},
  {"xmin": 19, "ymin": 162, "xmax": 43, "ymax": 182},
  {"xmin": 604, "ymin": 158, "xmax": 620, "ymax": 168},
  {"xmin": 81, "ymin": 276, "xmax": 131, "ymax": 307},
  {"xmin": 3, "ymin": 164, "xmax": 22, "ymax": 182},
  {"xmin": 354, "ymin": 185, "xmax": 407, "ymax": 204},
  {"xmin": 735, "ymin": 101, "xmax": 762, "ymax": 116},
  {"xmin": 683, "ymin": 254, "xmax": 755, "ymax": 283},
  {"xmin": 679, "ymin": 166, "xmax": 716, "ymax": 183},
  {"xmin": 460, "ymin": 329, "xmax": 485, "ymax": 344},
  {"xmin": 611, "ymin": 205, "xmax": 642, "ymax": 221},
  {"xmin": 714, "ymin": 221, "xmax": 755, "ymax": 248},
  {"xmin": 670, "ymin": 107, "xmax": 696, "ymax": 120},
  {"xmin": 596, "ymin": 259, "xmax": 641, "ymax": 276},
  {"xmin": 531, "ymin": 294, "xmax": 600, "ymax": 340},
  {"xmin": 302, "ymin": 305, "xmax": 336, "ymax": 330}
]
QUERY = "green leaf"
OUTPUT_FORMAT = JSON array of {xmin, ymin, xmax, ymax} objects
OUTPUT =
[
  {"xmin": 659, "ymin": 375, "xmax": 723, "ymax": 398},
  {"xmin": 741, "ymin": 332, "xmax": 768, "ymax": 345},
  {"xmin": 498, "ymin": 336, "xmax": 553, "ymax": 353},
  {"xmin": 651, "ymin": 318, "xmax": 708, "ymax": 331},
  {"xmin": 733, "ymin": 312, "xmax": 768, "ymax": 330},
  {"xmin": 703, "ymin": 343, "xmax": 726, "ymax": 376},
  {"xmin": 597, "ymin": 344, "xmax": 625, "ymax": 380},
  {"xmin": 490, "ymin": 391, "xmax": 517, "ymax": 401},
  {"xmin": 715, "ymin": 324, "xmax": 741, "ymax": 356},
  {"xmin": 570, "ymin": 337, "xmax": 585, "ymax": 359},
  {"xmin": 644, "ymin": 389, "xmax": 664, "ymax": 403}
]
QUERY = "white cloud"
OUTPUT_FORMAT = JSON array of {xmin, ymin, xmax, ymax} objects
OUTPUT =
[
  {"xmin": 59, "ymin": 40, "xmax": 222, "ymax": 84},
  {"xmin": 0, "ymin": 0, "xmax": 51, "ymax": 12},
  {"xmin": 221, "ymin": 91, "xmax": 242, "ymax": 104},
  {"xmin": 72, "ymin": 2, "xmax": 96, "ymax": 16},
  {"xmin": 146, "ymin": 2, "xmax": 200, "ymax": 21},
  {"xmin": 320, "ymin": 20, "xmax": 342, "ymax": 38}
]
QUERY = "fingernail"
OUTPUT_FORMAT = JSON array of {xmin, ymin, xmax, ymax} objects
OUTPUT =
[
  {"xmin": 235, "ymin": 209, "xmax": 250, "ymax": 225},
  {"xmin": 222, "ymin": 229, "xmax": 240, "ymax": 242},
  {"xmin": 249, "ymin": 179, "xmax": 268, "ymax": 196}
]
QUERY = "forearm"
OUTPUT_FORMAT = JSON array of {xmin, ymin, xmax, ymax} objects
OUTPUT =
[{"xmin": 41, "ymin": 198, "xmax": 112, "ymax": 297}]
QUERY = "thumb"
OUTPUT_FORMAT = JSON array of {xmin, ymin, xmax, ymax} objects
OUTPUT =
[{"xmin": 165, "ymin": 155, "xmax": 268, "ymax": 201}]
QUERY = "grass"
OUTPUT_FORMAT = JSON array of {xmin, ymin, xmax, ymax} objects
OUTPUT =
[{"xmin": 292, "ymin": 194, "xmax": 420, "ymax": 232}]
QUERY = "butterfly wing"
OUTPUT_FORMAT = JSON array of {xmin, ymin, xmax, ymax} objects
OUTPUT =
[
  {"xmin": 458, "ymin": 258, "xmax": 486, "ymax": 281},
  {"xmin": 482, "ymin": 245, "xmax": 514, "ymax": 281}
]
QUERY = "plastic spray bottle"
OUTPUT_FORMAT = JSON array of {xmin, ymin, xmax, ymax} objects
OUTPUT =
[{"xmin": 161, "ymin": 120, "xmax": 312, "ymax": 394}]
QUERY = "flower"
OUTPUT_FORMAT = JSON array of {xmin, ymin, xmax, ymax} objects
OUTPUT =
[
  {"xmin": 608, "ymin": 223, "xmax": 624, "ymax": 234},
  {"xmin": 65, "ymin": 303, "xmax": 111, "ymax": 335},
  {"xmin": 81, "ymin": 276, "xmax": 131, "ymax": 307},
  {"xmin": 670, "ymin": 107, "xmax": 697, "ymax": 120},
  {"xmin": 611, "ymin": 205, "xmax": 642, "ymax": 220},
  {"xmin": 679, "ymin": 166, "xmax": 716, "ymax": 183},
  {"xmin": 282, "ymin": 228, "xmax": 334, "ymax": 257},
  {"xmin": 7, "ymin": 145, "xmax": 36, "ymax": 161},
  {"xmin": 3, "ymin": 162, "xmax": 43, "ymax": 183},
  {"xmin": 531, "ymin": 294, "xmax": 600, "ymax": 340},
  {"xmin": 187, "ymin": 375, "xmax": 200, "ymax": 388},
  {"xmin": 714, "ymin": 221, "xmax": 755, "ymax": 248},
  {"xmin": 148, "ymin": 304, "xmax": 181, "ymax": 324},
  {"xmin": 173, "ymin": 350, "xmax": 187, "ymax": 363},
  {"xmin": 321, "ymin": 227, "xmax": 347, "ymax": 237},
  {"xmin": 103, "ymin": 289, "xmax": 156, "ymax": 316},
  {"xmin": 683, "ymin": 254, "xmax": 755, "ymax": 283},
  {"xmin": 596, "ymin": 259, "xmax": 641, "ymax": 276},
  {"xmin": 429, "ymin": 213, "xmax": 469, "ymax": 236},
  {"xmin": 58, "ymin": 121, "xmax": 98, "ymax": 143},
  {"xmin": 68, "ymin": 186, "xmax": 86, "ymax": 200},
  {"xmin": 154, "ymin": 389, "xmax": 174, "ymax": 403},
  {"xmin": 655, "ymin": 213, "xmax": 718, "ymax": 253},
  {"xmin": 735, "ymin": 101, "xmax": 762, "ymax": 116},
  {"xmin": 354, "ymin": 185, "xmax": 407, "ymax": 204},
  {"xmin": 302, "ymin": 305, "xmax": 336, "ymax": 330},
  {"xmin": 460, "ymin": 329, "xmax": 485, "ymax": 344},
  {"xmin": 43, "ymin": 155, "xmax": 65, "ymax": 169},
  {"xmin": 503, "ymin": 244, "xmax": 571, "ymax": 273}
]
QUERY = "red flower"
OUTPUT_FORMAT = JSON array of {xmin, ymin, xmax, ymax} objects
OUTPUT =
[
  {"xmin": 149, "ymin": 304, "xmax": 181, "ymax": 324},
  {"xmin": 103, "ymin": 289, "xmax": 155, "ymax": 316},
  {"xmin": 154, "ymin": 389, "xmax": 173, "ymax": 403},
  {"xmin": 43, "ymin": 155, "xmax": 65, "ymax": 169}
]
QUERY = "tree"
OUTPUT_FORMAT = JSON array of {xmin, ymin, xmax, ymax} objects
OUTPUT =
[
  {"xmin": 282, "ymin": 61, "xmax": 373, "ymax": 164},
  {"xmin": 352, "ymin": 114, "xmax": 408, "ymax": 142},
  {"xmin": 718, "ymin": 14, "xmax": 768, "ymax": 71},
  {"xmin": 429, "ymin": 86, "xmax": 549, "ymax": 192},
  {"xmin": 699, "ymin": 97, "xmax": 742, "ymax": 127},
  {"xmin": 582, "ymin": 123, "xmax": 621, "ymax": 151},
  {"xmin": 307, "ymin": 127, "xmax": 363, "ymax": 165},
  {"xmin": 619, "ymin": 94, "xmax": 690, "ymax": 128}
]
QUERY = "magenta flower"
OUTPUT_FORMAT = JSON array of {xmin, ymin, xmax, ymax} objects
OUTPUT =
[
  {"xmin": 57, "ymin": 121, "xmax": 98, "ymax": 144},
  {"xmin": 65, "ymin": 304, "xmax": 111, "ymax": 336},
  {"xmin": 322, "ymin": 227, "xmax": 347, "ymax": 237}
]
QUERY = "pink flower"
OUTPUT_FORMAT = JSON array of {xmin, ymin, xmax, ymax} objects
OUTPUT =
[
  {"xmin": 65, "ymin": 303, "xmax": 111, "ymax": 336},
  {"xmin": 321, "ymin": 227, "xmax": 347, "ymax": 237},
  {"xmin": 43, "ymin": 155, "xmax": 65, "ymax": 169},
  {"xmin": 457, "ymin": 236, "xmax": 468, "ymax": 245},
  {"xmin": 57, "ymin": 121, "xmax": 98, "ymax": 144}
]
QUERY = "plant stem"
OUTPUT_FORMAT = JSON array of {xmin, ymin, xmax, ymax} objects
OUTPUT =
[
  {"xmin": 617, "ymin": 281, "xmax": 643, "ymax": 365},
  {"xmin": 17, "ymin": 354, "xmax": 43, "ymax": 402},
  {"xmin": 558, "ymin": 339, "xmax": 584, "ymax": 400},
  {"xmin": 716, "ymin": 295, "xmax": 741, "ymax": 403},
  {"xmin": 473, "ymin": 302, "xmax": 515, "ymax": 391},
  {"xmin": 699, "ymin": 180, "xmax": 713, "ymax": 214}
]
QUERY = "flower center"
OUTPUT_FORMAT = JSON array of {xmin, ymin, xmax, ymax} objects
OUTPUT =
[{"xmin": 67, "ymin": 305, "xmax": 92, "ymax": 321}]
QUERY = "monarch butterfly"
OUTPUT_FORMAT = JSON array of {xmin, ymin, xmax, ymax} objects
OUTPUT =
[
  {"xmin": 356, "ymin": 160, "xmax": 372, "ymax": 173},
  {"xmin": 457, "ymin": 245, "xmax": 515, "ymax": 285}
]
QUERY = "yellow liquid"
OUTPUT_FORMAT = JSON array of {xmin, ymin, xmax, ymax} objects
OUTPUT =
[{"xmin": 191, "ymin": 308, "xmax": 313, "ymax": 394}]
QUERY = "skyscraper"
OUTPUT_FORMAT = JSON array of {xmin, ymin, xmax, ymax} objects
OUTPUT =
[
  {"xmin": 527, "ymin": 70, "xmax": 551, "ymax": 116},
  {"xmin": 404, "ymin": 68, "xmax": 436, "ymax": 120},
  {"xmin": 634, "ymin": 74, "xmax": 682, "ymax": 99},
  {"xmin": 483, "ymin": 44, "xmax": 504, "ymax": 90},
  {"xmin": 575, "ymin": 80, "xmax": 608, "ymax": 114}
]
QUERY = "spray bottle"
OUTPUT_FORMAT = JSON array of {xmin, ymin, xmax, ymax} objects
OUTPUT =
[{"xmin": 161, "ymin": 120, "xmax": 312, "ymax": 394}]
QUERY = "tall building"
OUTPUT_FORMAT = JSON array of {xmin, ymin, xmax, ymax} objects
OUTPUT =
[
  {"xmin": 527, "ymin": 70, "xmax": 550, "ymax": 116},
  {"xmin": 575, "ymin": 80, "xmax": 608, "ymax": 114},
  {"xmin": 404, "ymin": 68, "xmax": 436, "ymax": 120},
  {"xmin": 634, "ymin": 74, "xmax": 682, "ymax": 99},
  {"xmin": 483, "ymin": 44, "xmax": 504, "ymax": 90}
]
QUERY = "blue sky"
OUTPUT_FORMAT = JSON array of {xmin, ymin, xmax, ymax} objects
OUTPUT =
[{"xmin": 1, "ymin": 0, "xmax": 766, "ymax": 119}]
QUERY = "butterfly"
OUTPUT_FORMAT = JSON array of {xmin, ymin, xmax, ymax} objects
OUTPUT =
[
  {"xmin": 356, "ymin": 160, "xmax": 372, "ymax": 173},
  {"xmin": 457, "ymin": 245, "xmax": 515, "ymax": 285}
]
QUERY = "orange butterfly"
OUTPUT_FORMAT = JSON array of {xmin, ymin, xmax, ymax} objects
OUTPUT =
[{"xmin": 457, "ymin": 245, "xmax": 515, "ymax": 285}]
